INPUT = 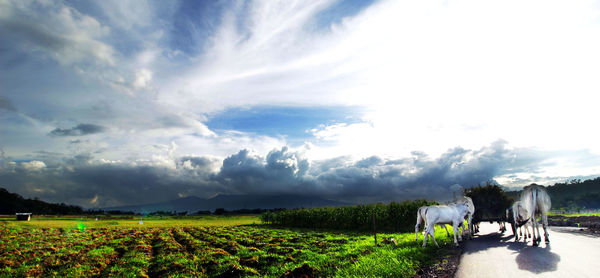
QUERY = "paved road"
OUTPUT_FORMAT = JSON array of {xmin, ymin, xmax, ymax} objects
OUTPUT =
[{"xmin": 456, "ymin": 222, "xmax": 600, "ymax": 278}]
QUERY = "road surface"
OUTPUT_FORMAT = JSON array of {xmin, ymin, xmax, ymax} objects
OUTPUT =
[{"xmin": 456, "ymin": 222, "xmax": 600, "ymax": 278}]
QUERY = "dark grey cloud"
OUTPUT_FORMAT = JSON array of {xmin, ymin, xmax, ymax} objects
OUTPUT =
[
  {"xmin": 0, "ymin": 141, "xmax": 552, "ymax": 208},
  {"xmin": 0, "ymin": 96, "xmax": 17, "ymax": 111},
  {"xmin": 215, "ymin": 147, "xmax": 313, "ymax": 195},
  {"xmin": 49, "ymin": 124, "xmax": 106, "ymax": 136},
  {"xmin": 214, "ymin": 141, "xmax": 548, "ymax": 204},
  {"xmin": 1, "ymin": 18, "xmax": 70, "ymax": 54},
  {"xmin": 0, "ymin": 154, "xmax": 224, "ymax": 208}
]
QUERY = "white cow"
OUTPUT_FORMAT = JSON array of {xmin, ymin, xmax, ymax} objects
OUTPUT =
[
  {"xmin": 415, "ymin": 206, "xmax": 455, "ymax": 240},
  {"xmin": 507, "ymin": 201, "xmax": 531, "ymax": 241},
  {"xmin": 415, "ymin": 196, "xmax": 475, "ymax": 241},
  {"xmin": 456, "ymin": 196, "xmax": 475, "ymax": 238},
  {"xmin": 415, "ymin": 202, "xmax": 470, "ymax": 247},
  {"xmin": 520, "ymin": 184, "xmax": 552, "ymax": 246}
]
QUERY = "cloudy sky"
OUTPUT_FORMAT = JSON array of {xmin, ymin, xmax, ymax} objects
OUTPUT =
[{"xmin": 1, "ymin": 0, "xmax": 600, "ymax": 208}]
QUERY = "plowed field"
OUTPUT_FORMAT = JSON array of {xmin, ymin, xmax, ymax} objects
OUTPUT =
[{"xmin": 0, "ymin": 221, "xmax": 458, "ymax": 277}]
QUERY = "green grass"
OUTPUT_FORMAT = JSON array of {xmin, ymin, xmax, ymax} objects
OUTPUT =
[{"xmin": 0, "ymin": 216, "xmax": 459, "ymax": 277}]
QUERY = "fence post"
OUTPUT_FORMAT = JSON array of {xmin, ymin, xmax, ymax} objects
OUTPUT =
[{"xmin": 372, "ymin": 210, "xmax": 377, "ymax": 246}]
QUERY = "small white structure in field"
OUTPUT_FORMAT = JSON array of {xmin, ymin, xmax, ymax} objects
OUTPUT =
[
  {"xmin": 139, "ymin": 217, "xmax": 143, "ymax": 225},
  {"xmin": 95, "ymin": 217, "xmax": 98, "ymax": 221},
  {"xmin": 16, "ymin": 213, "xmax": 32, "ymax": 221}
]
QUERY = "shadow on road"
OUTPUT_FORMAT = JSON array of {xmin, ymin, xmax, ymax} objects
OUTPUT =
[
  {"xmin": 462, "ymin": 232, "xmax": 523, "ymax": 254},
  {"xmin": 515, "ymin": 245, "xmax": 560, "ymax": 273},
  {"xmin": 464, "ymin": 231, "xmax": 561, "ymax": 274}
]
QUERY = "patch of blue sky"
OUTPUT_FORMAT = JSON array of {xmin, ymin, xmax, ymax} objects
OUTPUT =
[
  {"xmin": 168, "ymin": 1, "xmax": 229, "ymax": 57},
  {"xmin": 206, "ymin": 106, "xmax": 365, "ymax": 144},
  {"xmin": 313, "ymin": 0, "xmax": 378, "ymax": 30}
]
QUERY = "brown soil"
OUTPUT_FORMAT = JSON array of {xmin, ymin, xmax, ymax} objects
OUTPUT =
[
  {"xmin": 279, "ymin": 263, "xmax": 317, "ymax": 278},
  {"xmin": 414, "ymin": 246, "xmax": 463, "ymax": 278},
  {"xmin": 549, "ymin": 215, "xmax": 600, "ymax": 237},
  {"xmin": 548, "ymin": 215, "xmax": 600, "ymax": 228}
]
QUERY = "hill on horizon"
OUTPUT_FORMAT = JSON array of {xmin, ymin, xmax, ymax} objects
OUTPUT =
[
  {"xmin": 0, "ymin": 188, "xmax": 84, "ymax": 215},
  {"xmin": 101, "ymin": 194, "xmax": 351, "ymax": 214}
]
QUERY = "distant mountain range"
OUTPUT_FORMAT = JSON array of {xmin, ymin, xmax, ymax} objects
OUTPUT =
[{"xmin": 102, "ymin": 194, "xmax": 350, "ymax": 213}]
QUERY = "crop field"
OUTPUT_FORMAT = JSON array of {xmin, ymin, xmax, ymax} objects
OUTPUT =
[{"xmin": 0, "ymin": 216, "xmax": 457, "ymax": 277}]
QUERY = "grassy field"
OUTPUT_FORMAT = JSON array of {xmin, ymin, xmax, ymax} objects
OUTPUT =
[
  {"xmin": 0, "ymin": 215, "xmax": 260, "ymax": 229},
  {"xmin": 550, "ymin": 212, "xmax": 600, "ymax": 217},
  {"xmin": 0, "ymin": 215, "xmax": 458, "ymax": 277}
]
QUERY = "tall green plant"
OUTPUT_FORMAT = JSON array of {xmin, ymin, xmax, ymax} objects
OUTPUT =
[{"xmin": 262, "ymin": 200, "xmax": 436, "ymax": 232}]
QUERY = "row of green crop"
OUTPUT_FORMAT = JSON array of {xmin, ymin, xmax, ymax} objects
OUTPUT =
[{"xmin": 260, "ymin": 200, "xmax": 437, "ymax": 232}]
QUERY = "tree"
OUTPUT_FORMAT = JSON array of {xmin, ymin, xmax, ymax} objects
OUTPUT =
[{"xmin": 465, "ymin": 182, "xmax": 513, "ymax": 222}]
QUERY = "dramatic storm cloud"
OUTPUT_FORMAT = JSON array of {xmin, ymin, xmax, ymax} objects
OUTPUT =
[
  {"xmin": 2, "ymin": 0, "xmax": 600, "ymax": 207},
  {"xmin": 0, "ymin": 141, "xmax": 571, "ymax": 207}
]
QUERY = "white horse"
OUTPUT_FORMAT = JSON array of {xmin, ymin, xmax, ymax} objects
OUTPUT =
[
  {"xmin": 507, "ymin": 201, "xmax": 531, "ymax": 241},
  {"xmin": 520, "ymin": 184, "xmax": 552, "ymax": 246},
  {"xmin": 416, "ymin": 202, "xmax": 470, "ymax": 247}
]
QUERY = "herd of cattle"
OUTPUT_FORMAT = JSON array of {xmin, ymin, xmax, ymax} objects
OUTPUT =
[{"xmin": 415, "ymin": 184, "xmax": 552, "ymax": 247}]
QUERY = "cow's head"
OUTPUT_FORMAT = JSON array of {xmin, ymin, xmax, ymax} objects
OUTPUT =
[{"xmin": 516, "ymin": 217, "xmax": 529, "ymax": 227}]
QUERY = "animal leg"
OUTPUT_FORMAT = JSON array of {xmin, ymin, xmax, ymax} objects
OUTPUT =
[
  {"xmin": 422, "ymin": 225, "xmax": 431, "ymax": 247},
  {"xmin": 444, "ymin": 225, "xmax": 450, "ymax": 237},
  {"xmin": 533, "ymin": 220, "xmax": 541, "ymax": 246},
  {"xmin": 453, "ymin": 222, "xmax": 459, "ymax": 246},
  {"xmin": 468, "ymin": 215, "xmax": 473, "ymax": 238},
  {"xmin": 431, "ymin": 228, "xmax": 440, "ymax": 248},
  {"xmin": 415, "ymin": 219, "xmax": 421, "ymax": 241},
  {"xmin": 542, "ymin": 213, "xmax": 550, "ymax": 244}
]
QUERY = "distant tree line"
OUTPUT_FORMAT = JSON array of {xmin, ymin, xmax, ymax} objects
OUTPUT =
[
  {"xmin": 0, "ymin": 188, "xmax": 84, "ymax": 215},
  {"xmin": 505, "ymin": 177, "xmax": 600, "ymax": 211},
  {"xmin": 543, "ymin": 177, "xmax": 600, "ymax": 211}
]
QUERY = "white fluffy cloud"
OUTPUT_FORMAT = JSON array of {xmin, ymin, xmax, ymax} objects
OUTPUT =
[
  {"xmin": 132, "ymin": 68, "xmax": 153, "ymax": 89},
  {"xmin": 0, "ymin": 0, "xmax": 114, "ymax": 65},
  {"xmin": 152, "ymin": 0, "xmax": 600, "ymax": 163},
  {"xmin": 20, "ymin": 160, "xmax": 46, "ymax": 171}
]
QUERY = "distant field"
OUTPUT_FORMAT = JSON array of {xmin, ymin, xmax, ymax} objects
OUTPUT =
[
  {"xmin": 549, "ymin": 212, "xmax": 600, "ymax": 217},
  {"xmin": 0, "ymin": 215, "xmax": 260, "ymax": 229},
  {"xmin": 0, "ymin": 215, "xmax": 457, "ymax": 277}
]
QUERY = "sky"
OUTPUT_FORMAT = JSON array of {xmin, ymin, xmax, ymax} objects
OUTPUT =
[{"xmin": 1, "ymin": 0, "xmax": 600, "ymax": 208}]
